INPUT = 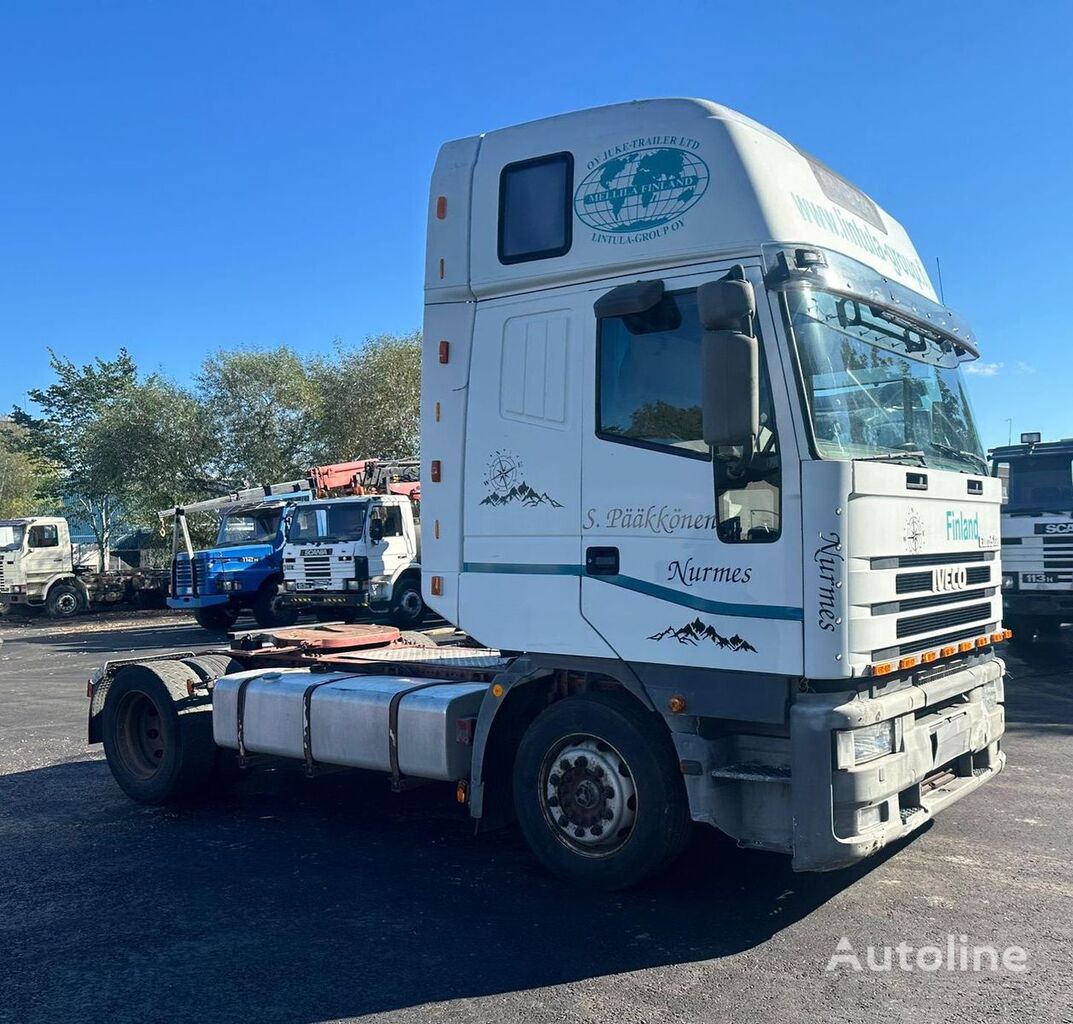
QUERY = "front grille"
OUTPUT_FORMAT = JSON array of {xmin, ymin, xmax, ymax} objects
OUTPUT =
[
  {"xmin": 883, "ymin": 587, "xmax": 995, "ymax": 614},
  {"xmin": 881, "ymin": 621, "xmax": 999, "ymax": 659},
  {"xmin": 874, "ymin": 551, "xmax": 994, "ymax": 570},
  {"xmin": 896, "ymin": 564, "xmax": 991, "ymax": 594},
  {"xmin": 173, "ymin": 558, "xmax": 193, "ymax": 591},
  {"xmin": 0, "ymin": 562, "xmax": 8, "ymax": 593},
  {"xmin": 897, "ymin": 601, "xmax": 992, "ymax": 639},
  {"xmin": 302, "ymin": 555, "xmax": 331, "ymax": 582}
]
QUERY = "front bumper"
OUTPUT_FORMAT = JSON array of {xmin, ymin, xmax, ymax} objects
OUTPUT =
[
  {"xmin": 674, "ymin": 656, "xmax": 1005, "ymax": 871},
  {"xmin": 167, "ymin": 593, "xmax": 232, "ymax": 610},
  {"xmin": 280, "ymin": 589, "xmax": 369, "ymax": 610}
]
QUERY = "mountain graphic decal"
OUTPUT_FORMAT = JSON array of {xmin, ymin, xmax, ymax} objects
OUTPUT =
[
  {"xmin": 480, "ymin": 481, "xmax": 564, "ymax": 508},
  {"xmin": 648, "ymin": 617, "xmax": 757, "ymax": 653}
]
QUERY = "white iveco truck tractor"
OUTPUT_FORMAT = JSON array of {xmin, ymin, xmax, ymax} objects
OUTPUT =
[
  {"xmin": 990, "ymin": 434, "xmax": 1073, "ymax": 641},
  {"xmin": 89, "ymin": 100, "xmax": 1009, "ymax": 889}
]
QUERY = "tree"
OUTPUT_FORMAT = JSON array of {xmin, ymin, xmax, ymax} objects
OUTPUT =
[
  {"xmin": 313, "ymin": 332, "xmax": 421, "ymax": 462},
  {"xmin": 197, "ymin": 346, "xmax": 323, "ymax": 484},
  {"xmin": 12, "ymin": 349, "xmax": 139, "ymax": 569},
  {"xmin": 0, "ymin": 419, "xmax": 53, "ymax": 518}
]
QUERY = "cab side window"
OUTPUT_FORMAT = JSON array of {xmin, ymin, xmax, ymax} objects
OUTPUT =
[
  {"xmin": 498, "ymin": 152, "xmax": 573, "ymax": 264},
  {"xmin": 28, "ymin": 524, "xmax": 59, "ymax": 548},
  {"xmin": 381, "ymin": 506, "xmax": 404, "ymax": 537}
]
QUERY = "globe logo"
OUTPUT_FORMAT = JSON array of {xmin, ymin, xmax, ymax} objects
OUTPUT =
[{"xmin": 574, "ymin": 147, "xmax": 710, "ymax": 235}]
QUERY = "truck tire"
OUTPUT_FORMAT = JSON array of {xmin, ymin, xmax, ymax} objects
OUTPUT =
[
  {"xmin": 513, "ymin": 691, "xmax": 692, "ymax": 890},
  {"xmin": 389, "ymin": 575, "xmax": 426, "ymax": 629},
  {"xmin": 101, "ymin": 662, "xmax": 217, "ymax": 803},
  {"xmin": 193, "ymin": 605, "xmax": 240, "ymax": 633},
  {"xmin": 252, "ymin": 581, "xmax": 299, "ymax": 628},
  {"xmin": 46, "ymin": 582, "xmax": 85, "ymax": 619}
]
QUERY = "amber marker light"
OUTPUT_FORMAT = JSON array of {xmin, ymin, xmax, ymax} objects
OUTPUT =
[
  {"xmin": 958, "ymin": 641, "xmax": 974, "ymax": 653},
  {"xmin": 430, "ymin": 460, "xmax": 441, "ymax": 482},
  {"xmin": 921, "ymin": 651, "xmax": 938, "ymax": 664},
  {"xmin": 436, "ymin": 195, "xmax": 447, "ymax": 219},
  {"xmin": 491, "ymin": 683, "xmax": 504, "ymax": 698},
  {"xmin": 898, "ymin": 656, "xmax": 918, "ymax": 671},
  {"xmin": 872, "ymin": 662, "xmax": 893, "ymax": 676},
  {"xmin": 668, "ymin": 695, "xmax": 687, "ymax": 714},
  {"xmin": 430, "ymin": 576, "xmax": 443, "ymax": 596},
  {"xmin": 991, "ymin": 632, "xmax": 1004, "ymax": 644},
  {"xmin": 1003, "ymin": 628, "xmax": 1013, "ymax": 640},
  {"xmin": 941, "ymin": 645, "xmax": 957, "ymax": 658}
]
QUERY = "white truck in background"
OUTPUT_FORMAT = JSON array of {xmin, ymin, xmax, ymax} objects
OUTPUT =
[
  {"xmin": 0, "ymin": 516, "xmax": 167, "ymax": 617},
  {"xmin": 280, "ymin": 460, "xmax": 425, "ymax": 628},
  {"xmin": 90, "ymin": 99, "xmax": 1009, "ymax": 889},
  {"xmin": 991, "ymin": 434, "xmax": 1073, "ymax": 641}
]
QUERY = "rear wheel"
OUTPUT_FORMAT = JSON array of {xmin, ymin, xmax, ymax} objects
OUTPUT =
[
  {"xmin": 101, "ymin": 662, "xmax": 218, "ymax": 803},
  {"xmin": 253, "ymin": 581, "xmax": 299, "ymax": 628},
  {"xmin": 389, "ymin": 576, "xmax": 425, "ymax": 629},
  {"xmin": 193, "ymin": 605, "xmax": 240, "ymax": 633},
  {"xmin": 46, "ymin": 583, "xmax": 84, "ymax": 619},
  {"xmin": 513, "ymin": 691, "xmax": 692, "ymax": 890}
]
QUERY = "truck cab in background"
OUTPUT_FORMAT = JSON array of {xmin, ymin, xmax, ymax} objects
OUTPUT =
[
  {"xmin": 166, "ymin": 487, "xmax": 310, "ymax": 633},
  {"xmin": 280, "ymin": 492, "xmax": 424, "ymax": 628},
  {"xmin": 991, "ymin": 434, "xmax": 1073, "ymax": 642},
  {"xmin": 0, "ymin": 516, "xmax": 167, "ymax": 617}
]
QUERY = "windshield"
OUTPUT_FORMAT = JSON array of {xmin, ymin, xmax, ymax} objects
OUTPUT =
[
  {"xmin": 785, "ymin": 288, "xmax": 985, "ymax": 473},
  {"xmin": 0, "ymin": 523, "xmax": 25, "ymax": 551},
  {"xmin": 289, "ymin": 503, "xmax": 367, "ymax": 543},
  {"xmin": 215, "ymin": 509, "xmax": 282, "ymax": 547},
  {"xmin": 998, "ymin": 454, "xmax": 1073, "ymax": 513}
]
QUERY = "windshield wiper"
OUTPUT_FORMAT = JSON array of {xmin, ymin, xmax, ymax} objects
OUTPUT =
[
  {"xmin": 856, "ymin": 450, "xmax": 928, "ymax": 466},
  {"xmin": 927, "ymin": 441, "xmax": 988, "ymax": 474}
]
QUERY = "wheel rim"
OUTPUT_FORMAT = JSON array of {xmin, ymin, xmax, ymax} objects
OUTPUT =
[
  {"xmin": 398, "ymin": 588, "xmax": 423, "ymax": 620},
  {"xmin": 539, "ymin": 734, "xmax": 637, "ymax": 857},
  {"xmin": 54, "ymin": 591, "xmax": 78, "ymax": 615},
  {"xmin": 115, "ymin": 690, "xmax": 167, "ymax": 780}
]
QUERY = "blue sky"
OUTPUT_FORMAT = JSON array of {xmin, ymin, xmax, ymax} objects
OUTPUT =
[{"xmin": 1, "ymin": 0, "xmax": 1069, "ymax": 449}]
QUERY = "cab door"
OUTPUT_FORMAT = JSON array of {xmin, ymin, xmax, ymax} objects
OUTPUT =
[{"xmin": 579, "ymin": 262, "xmax": 804, "ymax": 678}]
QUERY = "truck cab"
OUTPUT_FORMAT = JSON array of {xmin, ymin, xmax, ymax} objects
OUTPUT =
[
  {"xmin": 0, "ymin": 517, "xmax": 77, "ymax": 615},
  {"xmin": 420, "ymin": 98, "xmax": 1008, "ymax": 874},
  {"xmin": 280, "ymin": 493, "xmax": 424, "ymax": 627},
  {"xmin": 990, "ymin": 435, "xmax": 1073, "ymax": 641},
  {"xmin": 168, "ymin": 498, "xmax": 305, "ymax": 632}
]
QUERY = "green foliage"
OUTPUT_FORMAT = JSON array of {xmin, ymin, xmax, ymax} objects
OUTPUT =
[
  {"xmin": 312, "ymin": 332, "xmax": 421, "ymax": 462},
  {"xmin": 0, "ymin": 419, "xmax": 55, "ymax": 518},
  {"xmin": 9, "ymin": 332, "xmax": 423, "ymax": 556},
  {"xmin": 197, "ymin": 346, "xmax": 323, "ymax": 484}
]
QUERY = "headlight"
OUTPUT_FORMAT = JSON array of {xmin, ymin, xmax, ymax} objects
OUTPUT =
[
  {"xmin": 836, "ymin": 721, "xmax": 897, "ymax": 768},
  {"xmin": 368, "ymin": 580, "xmax": 389, "ymax": 599},
  {"xmin": 1002, "ymin": 573, "xmax": 1017, "ymax": 591},
  {"xmin": 343, "ymin": 579, "xmax": 362, "ymax": 591},
  {"xmin": 284, "ymin": 580, "xmax": 296, "ymax": 590}
]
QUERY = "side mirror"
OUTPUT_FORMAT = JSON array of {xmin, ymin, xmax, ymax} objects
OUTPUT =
[
  {"xmin": 702, "ymin": 330, "xmax": 759, "ymax": 447},
  {"xmin": 368, "ymin": 513, "xmax": 384, "ymax": 544},
  {"xmin": 699, "ymin": 272, "xmax": 759, "ymax": 448}
]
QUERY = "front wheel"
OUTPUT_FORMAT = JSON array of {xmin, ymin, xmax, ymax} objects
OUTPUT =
[
  {"xmin": 389, "ymin": 576, "xmax": 426, "ymax": 628},
  {"xmin": 46, "ymin": 583, "xmax": 85, "ymax": 618},
  {"xmin": 193, "ymin": 604, "xmax": 240, "ymax": 633},
  {"xmin": 513, "ymin": 691, "xmax": 692, "ymax": 890},
  {"xmin": 253, "ymin": 582, "xmax": 299, "ymax": 628}
]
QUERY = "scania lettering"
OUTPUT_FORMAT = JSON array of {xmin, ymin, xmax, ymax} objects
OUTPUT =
[
  {"xmin": 990, "ymin": 435, "xmax": 1073, "ymax": 642},
  {"xmin": 90, "ymin": 100, "xmax": 1007, "ymax": 889}
]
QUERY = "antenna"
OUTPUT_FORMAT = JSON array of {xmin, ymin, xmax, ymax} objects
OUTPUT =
[{"xmin": 935, "ymin": 257, "xmax": 946, "ymax": 304}]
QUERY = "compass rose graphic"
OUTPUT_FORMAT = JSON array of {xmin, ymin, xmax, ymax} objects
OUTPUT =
[
  {"xmin": 903, "ymin": 507, "xmax": 926, "ymax": 553},
  {"xmin": 486, "ymin": 450, "xmax": 521, "ymax": 496}
]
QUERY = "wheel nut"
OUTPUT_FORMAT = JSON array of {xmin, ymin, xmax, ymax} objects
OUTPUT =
[
  {"xmin": 603, "ymin": 808, "xmax": 614, "ymax": 820},
  {"xmin": 549, "ymin": 773, "xmax": 561, "ymax": 787},
  {"xmin": 575, "ymin": 755, "xmax": 588, "ymax": 768},
  {"xmin": 603, "ymin": 786, "xmax": 614, "ymax": 799},
  {"xmin": 593, "ymin": 765, "xmax": 604, "ymax": 778},
  {"xmin": 590, "ymin": 824, "xmax": 603, "ymax": 837},
  {"xmin": 559, "ymin": 759, "xmax": 571, "ymax": 771},
  {"xmin": 557, "ymin": 814, "xmax": 568, "ymax": 828},
  {"xmin": 574, "ymin": 827, "xmax": 586, "ymax": 838},
  {"xmin": 548, "ymin": 796, "xmax": 559, "ymax": 807}
]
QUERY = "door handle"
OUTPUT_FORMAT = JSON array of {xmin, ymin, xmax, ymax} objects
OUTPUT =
[{"xmin": 585, "ymin": 546, "xmax": 619, "ymax": 576}]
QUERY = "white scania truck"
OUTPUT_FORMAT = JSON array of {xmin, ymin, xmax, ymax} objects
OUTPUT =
[
  {"xmin": 88, "ymin": 100, "xmax": 1008, "ymax": 888},
  {"xmin": 990, "ymin": 434, "xmax": 1073, "ymax": 640}
]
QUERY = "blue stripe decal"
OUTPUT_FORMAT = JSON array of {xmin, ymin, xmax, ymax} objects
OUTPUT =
[{"xmin": 461, "ymin": 562, "xmax": 803, "ymax": 622}]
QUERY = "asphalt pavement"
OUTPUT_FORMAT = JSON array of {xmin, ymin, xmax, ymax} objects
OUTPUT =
[{"xmin": 0, "ymin": 610, "xmax": 1070, "ymax": 1024}]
